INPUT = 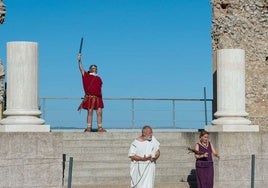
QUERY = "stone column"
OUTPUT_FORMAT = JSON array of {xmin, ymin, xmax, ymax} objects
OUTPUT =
[
  {"xmin": 0, "ymin": 41, "xmax": 50, "ymax": 132},
  {"xmin": 206, "ymin": 49, "xmax": 259, "ymax": 132}
]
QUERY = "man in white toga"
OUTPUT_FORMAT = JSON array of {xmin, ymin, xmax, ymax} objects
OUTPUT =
[{"xmin": 128, "ymin": 125, "xmax": 160, "ymax": 188}]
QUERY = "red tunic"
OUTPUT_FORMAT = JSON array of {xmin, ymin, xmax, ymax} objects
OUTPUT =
[
  {"xmin": 78, "ymin": 72, "xmax": 104, "ymax": 110},
  {"xmin": 82, "ymin": 72, "xmax": 102, "ymax": 97}
]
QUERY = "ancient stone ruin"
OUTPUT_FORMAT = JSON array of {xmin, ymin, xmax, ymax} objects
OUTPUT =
[{"xmin": 212, "ymin": 0, "xmax": 268, "ymax": 131}]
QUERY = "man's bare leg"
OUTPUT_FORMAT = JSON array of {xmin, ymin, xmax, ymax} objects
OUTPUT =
[
  {"xmin": 85, "ymin": 109, "xmax": 93, "ymax": 132},
  {"xmin": 96, "ymin": 108, "xmax": 106, "ymax": 132}
]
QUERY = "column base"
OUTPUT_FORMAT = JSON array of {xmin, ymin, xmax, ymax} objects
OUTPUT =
[
  {"xmin": 211, "ymin": 117, "xmax": 252, "ymax": 125},
  {"xmin": 0, "ymin": 115, "xmax": 45, "ymax": 125},
  {"xmin": 205, "ymin": 124, "xmax": 259, "ymax": 132},
  {"xmin": 0, "ymin": 125, "xmax": 50, "ymax": 132}
]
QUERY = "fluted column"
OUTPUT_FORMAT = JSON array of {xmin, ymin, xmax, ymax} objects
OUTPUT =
[
  {"xmin": 0, "ymin": 41, "xmax": 50, "ymax": 132},
  {"xmin": 206, "ymin": 49, "xmax": 259, "ymax": 132}
]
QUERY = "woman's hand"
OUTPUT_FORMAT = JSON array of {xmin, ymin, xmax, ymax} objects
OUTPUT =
[{"xmin": 215, "ymin": 153, "xmax": 220, "ymax": 159}]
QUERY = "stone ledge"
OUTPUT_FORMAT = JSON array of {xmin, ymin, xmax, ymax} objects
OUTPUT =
[
  {"xmin": 0, "ymin": 124, "xmax": 50, "ymax": 132},
  {"xmin": 205, "ymin": 124, "xmax": 259, "ymax": 132}
]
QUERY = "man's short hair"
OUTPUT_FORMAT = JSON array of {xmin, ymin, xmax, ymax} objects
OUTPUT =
[
  {"xmin": 142, "ymin": 125, "xmax": 152, "ymax": 134},
  {"xmin": 89, "ymin": 64, "xmax": 97, "ymax": 69},
  {"xmin": 199, "ymin": 130, "xmax": 209, "ymax": 138}
]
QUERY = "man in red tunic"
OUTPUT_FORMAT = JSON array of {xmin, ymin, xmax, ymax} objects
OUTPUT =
[{"xmin": 77, "ymin": 54, "xmax": 106, "ymax": 132}]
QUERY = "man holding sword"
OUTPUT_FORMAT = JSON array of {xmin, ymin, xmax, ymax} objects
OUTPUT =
[{"xmin": 77, "ymin": 38, "xmax": 106, "ymax": 132}]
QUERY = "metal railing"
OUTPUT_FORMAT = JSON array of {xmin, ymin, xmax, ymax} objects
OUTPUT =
[{"xmin": 39, "ymin": 89, "xmax": 213, "ymax": 130}]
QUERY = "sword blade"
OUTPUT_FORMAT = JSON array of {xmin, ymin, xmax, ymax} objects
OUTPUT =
[{"xmin": 79, "ymin": 37, "xmax": 83, "ymax": 54}]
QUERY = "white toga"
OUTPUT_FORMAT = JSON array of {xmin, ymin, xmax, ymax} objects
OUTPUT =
[{"xmin": 128, "ymin": 136, "xmax": 160, "ymax": 188}]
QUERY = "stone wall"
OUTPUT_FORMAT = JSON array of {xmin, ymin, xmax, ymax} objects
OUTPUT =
[
  {"xmin": 0, "ymin": 133, "xmax": 63, "ymax": 188},
  {"xmin": 211, "ymin": 0, "xmax": 268, "ymax": 130},
  {"xmin": 0, "ymin": 131, "xmax": 267, "ymax": 188}
]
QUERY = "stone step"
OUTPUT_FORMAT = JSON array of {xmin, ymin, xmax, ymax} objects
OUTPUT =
[
  {"xmin": 67, "ymin": 165, "xmax": 195, "ymax": 178},
  {"xmin": 65, "ymin": 175, "xmax": 195, "ymax": 186},
  {"xmin": 64, "ymin": 145, "xmax": 191, "ymax": 153},
  {"xmin": 63, "ymin": 142, "xmax": 194, "ymax": 155},
  {"xmin": 71, "ymin": 182, "xmax": 192, "ymax": 188},
  {"xmin": 63, "ymin": 138, "xmax": 192, "ymax": 148},
  {"xmin": 63, "ymin": 153, "xmax": 194, "ymax": 162},
  {"xmin": 63, "ymin": 131, "xmax": 198, "ymax": 144},
  {"xmin": 68, "ymin": 160, "xmax": 194, "ymax": 169}
]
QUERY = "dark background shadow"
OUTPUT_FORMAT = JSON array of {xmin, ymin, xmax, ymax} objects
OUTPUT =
[{"xmin": 187, "ymin": 169, "xmax": 197, "ymax": 188}]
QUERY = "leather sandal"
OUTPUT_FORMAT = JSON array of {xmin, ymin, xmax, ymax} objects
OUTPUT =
[
  {"xmin": 98, "ymin": 127, "xmax": 107, "ymax": 132},
  {"xmin": 84, "ymin": 127, "xmax": 92, "ymax": 132}
]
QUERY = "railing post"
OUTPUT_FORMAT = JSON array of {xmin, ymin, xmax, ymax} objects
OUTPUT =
[
  {"xmin": 251, "ymin": 154, "xmax": 255, "ymax": 188},
  {"xmin": 204, "ymin": 87, "xmax": 208, "ymax": 125},
  {"xmin": 131, "ymin": 99, "xmax": 135, "ymax": 128},
  {"xmin": 42, "ymin": 98, "xmax": 46, "ymax": 119},
  {"xmin": 172, "ymin": 100, "xmax": 176, "ymax": 128},
  {"xmin": 68, "ymin": 157, "xmax": 73, "ymax": 188},
  {"xmin": 62, "ymin": 154, "xmax": 66, "ymax": 186}
]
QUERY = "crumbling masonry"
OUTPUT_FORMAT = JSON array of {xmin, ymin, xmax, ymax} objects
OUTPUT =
[{"xmin": 212, "ymin": 0, "xmax": 268, "ymax": 131}]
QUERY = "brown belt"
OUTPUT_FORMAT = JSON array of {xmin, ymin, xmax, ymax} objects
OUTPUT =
[{"xmin": 85, "ymin": 94, "xmax": 97, "ymax": 98}]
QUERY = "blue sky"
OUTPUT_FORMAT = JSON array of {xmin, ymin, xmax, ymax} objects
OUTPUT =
[{"xmin": 0, "ymin": 0, "xmax": 213, "ymax": 129}]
